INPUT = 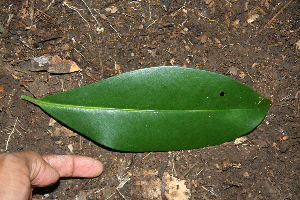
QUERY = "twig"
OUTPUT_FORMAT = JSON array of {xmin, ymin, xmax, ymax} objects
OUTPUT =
[
  {"xmin": 74, "ymin": 179, "xmax": 90, "ymax": 196},
  {"xmin": 196, "ymin": 169, "xmax": 203, "ymax": 176},
  {"xmin": 116, "ymin": 175, "xmax": 130, "ymax": 200},
  {"xmin": 224, "ymin": 0, "xmax": 232, "ymax": 6},
  {"xmin": 167, "ymin": 0, "xmax": 187, "ymax": 17},
  {"xmin": 106, "ymin": 174, "xmax": 130, "ymax": 200},
  {"xmin": 146, "ymin": 19, "xmax": 158, "ymax": 29},
  {"xmin": 181, "ymin": 162, "xmax": 199, "ymax": 178},
  {"xmin": 170, "ymin": 152, "xmax": 177, "ymax": 178},
  {"xmin": 5, "ymin": 118, "xmax": 22, "ymax": 151},
  {"xmin": 6, "ymin": 14, "xmax": 14, "ymax": 28},
  {"xmin": 93, "ymin": 9, "xmax": 121, "ymax": 38},
  {"xmin": 36, "ymin": 8, "xmax": 52, "ymax": 18},
  {"xmin": 81, "ymin": 0, "xmax": 102, "ymax": 29},
  {"xmin": 35, "ymin": 8, "xmax": 59, "ymax": 25},
  {"xmin": 107, "ymin": 21, "xmax": 121, "ymax": 38},
  {"xmin": 44, "ymin": 0, "xmax": 55, "ymax": 12},
  {"xmin": 202, "ymin": 186, "xmax": 217, "ymax": 196},
  {"xmin": 258, "ymin": 0, "xmax": 293, "ymax": 34},
  {"xmin": 142, "ymin": 152, "xmax": 152, "ymax": 159},
  {"xmin": 148, "ymin": 0, "xmax": 152, "ymax": 19},
  {"xmin": 105, "ymin": 193, "xmax": 116, "ymax": 200},
  {"xmin": 63, "ymin": 0, "xmax": 91, "ymax": 28}
]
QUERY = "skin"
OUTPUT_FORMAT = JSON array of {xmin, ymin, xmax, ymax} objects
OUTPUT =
[{"xmin": 0, "ymin": 151, "xmax": 103, "ymax": 200}]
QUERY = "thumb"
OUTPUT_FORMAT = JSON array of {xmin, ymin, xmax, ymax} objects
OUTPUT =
[
  {"xmin": 0, "ymin": 151, "xmax": 60, "ymax": 200},
  {"xmin": 25, "ymin": 151, "xmax": 61, "ymax": 187}
]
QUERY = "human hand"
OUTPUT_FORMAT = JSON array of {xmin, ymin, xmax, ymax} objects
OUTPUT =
[{"xmin": 0, "ymin": 151, "xmax": 103, "ymax": 200}]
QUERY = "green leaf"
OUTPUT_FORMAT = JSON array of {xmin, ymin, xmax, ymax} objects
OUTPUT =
[{"xmin": 21, "ymin": 66, "xmax": 271, "ymax": 152}]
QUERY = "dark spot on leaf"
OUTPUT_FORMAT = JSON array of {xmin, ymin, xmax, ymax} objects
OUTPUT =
[{"xmin": 220, "ymin": 92, "xmax": 225, "ymax": 96}]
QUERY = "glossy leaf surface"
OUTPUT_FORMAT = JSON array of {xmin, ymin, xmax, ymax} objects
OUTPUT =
[{"xmin": 21, "ymin": 66, "xmax": 271, "ymax": 152}]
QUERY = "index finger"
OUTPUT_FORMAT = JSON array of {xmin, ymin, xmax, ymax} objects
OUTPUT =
[{"xmin": 42, "ymin": 154, "xmax": 103, "ymax": 178}]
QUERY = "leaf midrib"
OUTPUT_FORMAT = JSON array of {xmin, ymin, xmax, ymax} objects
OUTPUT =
[
  {"xmin": 37, "ymin": 100, "xmax": 265, "ymax": 112},
  {"xmin": 22, "ymin": 95, "xmax": 267, "ymax": 112}
]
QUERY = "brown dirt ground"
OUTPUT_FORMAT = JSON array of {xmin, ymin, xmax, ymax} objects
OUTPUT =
[{"xmin": 0, "ymin": 0, "xmax": 299, "ymax": 199}]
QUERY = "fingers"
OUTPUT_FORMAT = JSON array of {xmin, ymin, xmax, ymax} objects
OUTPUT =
[
  {"xmin": 0, "ymin": 151, "xmax": 103, "ymax": 200},
  {"xmin": 0, "ymin": 151, "xmax": 55, "ymax": 200},
  {"xmin": 41, "ymin": 154, "xmax": 103, "ymax": 178},
  {"xmin": 6, "ymin": 151, "xmax": 61, "ymax": 187}
]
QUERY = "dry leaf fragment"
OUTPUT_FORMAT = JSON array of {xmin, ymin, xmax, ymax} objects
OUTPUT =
[
  {"xmin": 105, "ymin": 6, "xmax": 118, "ymax": 13},
  {"xmin": 163, "ymin": 172, "xmax": 191, "ymax": 200},
  {"xmin": 32, "ymin": 56, "xmax": 49, "ymax": 67},
  {"xmin": 243, "ymin": 172, "xmax": 250, "ymax": 178},
  {"xmin": 48, "ymin": 55, "xmax": 81, "ymax": 73},
  {"xmin": 200, "ymin": 35, "xmax": 208, "ymax": 43},
  {"xmin": 53, "ymin": 127, "xmax": 77, "ymax": 137},
  {"xmin": 239, "ymin": 71, "xmax": 246, "ymax": 79},
  {"xmin": 232, "ymin": 19, "xmax": 240, "ymax": 27},
  {"xmin": 295, "ymin": 40, "xmax": 300, "ymax": 50},
  {"xmin": 21, "ymin": 55, "xmax": 81, "ymax": 73},
  {"xmin": 247, "ymin": 14, "xmax": 259, "ymax": 23},
  {"xmin": 228, "ymin": 67, "xmax": 238, "ymax": 75},
  {"xmin": 99, "ymin": 13, "xmax": 107, "ymax": 19},
  {"xmin": 0, "ymin": 86, "xmax": 4, "ymax": 93},
  {"xmin": 216, "ymin": 160, "xmax": 241, "ymax": 171},
  {"xmin": 49, "ymin": 118, "xmax": 57, "ymax": 127},
  {"xmin": 68, "ymin": 144, "xmax": 73, "ymax": 152},
  {"xmin": 204, "ymin": 0, "xmax": 213, "ymax": 5},
  {"xmin": 234, "ymin": 136, "xmax": 248, "ymax": 145}
]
